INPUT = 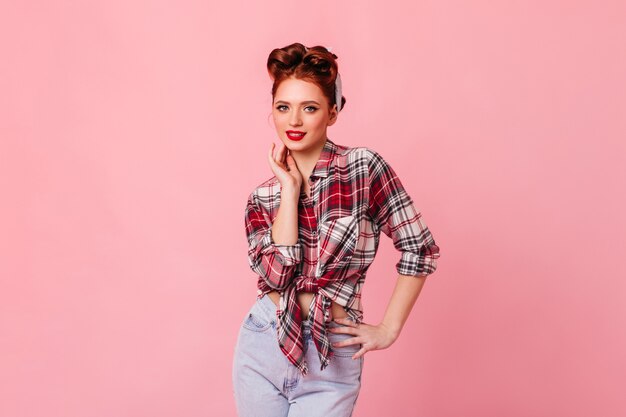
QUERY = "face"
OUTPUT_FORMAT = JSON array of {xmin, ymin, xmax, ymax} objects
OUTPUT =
[{"xmin": 272, "ymin": 77, "xmax": 338, "ymax": 153}]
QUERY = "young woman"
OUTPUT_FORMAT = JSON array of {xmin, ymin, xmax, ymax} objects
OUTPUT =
[{"xmin": 232, "ymin": 42, "xmax": 441, "ymax": 417}]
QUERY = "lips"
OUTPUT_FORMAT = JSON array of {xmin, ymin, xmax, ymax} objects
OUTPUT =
[{"xmin": 286, "ymin": 131, "xmax": 306, "ymax": 141}]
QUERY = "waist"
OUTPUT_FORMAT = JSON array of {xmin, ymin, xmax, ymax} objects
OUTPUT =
[{"xmin": 266, "ymin": 290, "xmax": 349, "ymax": 320}]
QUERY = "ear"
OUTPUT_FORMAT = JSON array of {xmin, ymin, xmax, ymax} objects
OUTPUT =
[{"xmin": 327, "ymin": 104, "xmax": 339, "ymax": 126}]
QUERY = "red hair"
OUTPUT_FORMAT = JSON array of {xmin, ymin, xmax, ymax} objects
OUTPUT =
[{"xmin": 266, "ymin": 42, "xmax": 346, "ymax": 112}]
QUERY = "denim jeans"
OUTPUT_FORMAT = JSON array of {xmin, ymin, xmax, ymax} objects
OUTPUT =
[{"xmin": 232, "ymin": 293, "xmax": 364, "ymax": 417}]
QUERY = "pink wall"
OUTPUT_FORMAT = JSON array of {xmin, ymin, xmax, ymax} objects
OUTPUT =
[{"xmin": 2, "ymin": 1, "xmax": 625, "ymax": 416}]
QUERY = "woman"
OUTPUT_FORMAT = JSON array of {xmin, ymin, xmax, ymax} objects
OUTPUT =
[{"xmin": 232, "ymin": 42, "xmax": 440, "ymax": 417}]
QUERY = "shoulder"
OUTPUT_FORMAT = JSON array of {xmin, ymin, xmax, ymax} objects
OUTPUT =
[
  {"xmin": 332, "ymin": 142, "xmax": 381, "ymax": 166},
  {"xmin": 353, "ymin": 147, "xmax": 401, "ymax": 186},
  {"xmin": 247, "ymin": 175, "xmax": 280, "ymax": 206},
  {"xmin": 341, "ymin": 144, "xmax": 391, "ymax": 173},
  {"xmin": 255, "ymin": 174, "xmax": 280, "ymax": 191},
  {"xmin": 331, "ymin": 143, "xmax": 396, "ymax": 182}
]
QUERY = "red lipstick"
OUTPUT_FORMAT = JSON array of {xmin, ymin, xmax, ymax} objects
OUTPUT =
[{"xmin": 286, "ymin": 130, "xmax": 306, "ymax": 141}]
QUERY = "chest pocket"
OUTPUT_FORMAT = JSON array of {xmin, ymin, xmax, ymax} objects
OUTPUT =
[{"xmin": 316, "ymin": 215, "xmax": 359, "ymax": 278}]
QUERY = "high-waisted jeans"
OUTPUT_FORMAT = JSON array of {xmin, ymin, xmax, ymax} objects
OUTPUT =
[{"xmin": 232, "ymin": 293, "xmax": 364, "ymax": 417}]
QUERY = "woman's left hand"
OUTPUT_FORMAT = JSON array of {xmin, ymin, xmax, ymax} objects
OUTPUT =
[{"xmin": 329, "ymin": 318, "xmax": 399, "ymax": 360}]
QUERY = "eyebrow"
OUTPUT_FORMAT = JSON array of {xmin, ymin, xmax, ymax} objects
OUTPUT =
[{"xmin": 274, "ymin": 100, "xmax": 321, "ymax": 105}]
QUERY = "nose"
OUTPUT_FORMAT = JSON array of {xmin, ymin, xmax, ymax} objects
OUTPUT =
[{"xmin": 289, "ymin": 110, "xmax": 302, "ymax": 126}]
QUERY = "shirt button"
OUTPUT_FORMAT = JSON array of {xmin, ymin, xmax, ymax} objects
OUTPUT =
[{"xmin": 312, "ymin": 230, "xmax": 317, "ymax": 236}]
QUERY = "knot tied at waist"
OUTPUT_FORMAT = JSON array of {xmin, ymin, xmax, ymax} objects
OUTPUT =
[
  {"xmin": 275, "ymin": 275, "xmax": 336, "ymax": 376},
  {"xmin": 292, "ymin": 274, "xmax": 328, "ymax": 293}
]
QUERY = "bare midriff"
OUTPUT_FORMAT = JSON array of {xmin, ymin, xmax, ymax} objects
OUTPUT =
[{"xmin": 267, "ymin": 290, "xmax": 349, "ymax": 320}]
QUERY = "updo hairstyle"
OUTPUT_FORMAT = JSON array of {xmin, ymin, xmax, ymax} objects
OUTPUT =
[{"xmin": 266, "ymin": 42, "xmax": 346, "ymax": 112}]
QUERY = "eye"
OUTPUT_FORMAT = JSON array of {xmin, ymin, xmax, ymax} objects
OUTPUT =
[{"xmin": 275, "ymin": 105, "xmax": 318, "ymax": 112}]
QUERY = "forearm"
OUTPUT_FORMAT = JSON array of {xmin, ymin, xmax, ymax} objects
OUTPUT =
[
  {"xmin": 271, "ymin": 187, "xmax": 300, "ymax": 245},
  {"xmin": 380, "ymin": 274, "xmax": 428, "ymax": 340}
]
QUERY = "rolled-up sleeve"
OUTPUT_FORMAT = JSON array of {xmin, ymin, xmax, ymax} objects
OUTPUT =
[
  {"xmin": 245, "ymin": 192, "xmax": 303, "ymax": 289},
  {"xmin": 367, "ymin": 149, "xmax": 440, "ymax": 277}
]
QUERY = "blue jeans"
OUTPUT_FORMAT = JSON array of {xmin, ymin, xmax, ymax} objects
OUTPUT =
[{"xmin": 232, "ymin": 293, "xmax": 364, "ymax": 417}]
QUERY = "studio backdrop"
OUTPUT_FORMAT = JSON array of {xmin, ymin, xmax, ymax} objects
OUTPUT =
[{"xmin": 1, "ymin": 1, "xmax": 625, "ymax": 416}]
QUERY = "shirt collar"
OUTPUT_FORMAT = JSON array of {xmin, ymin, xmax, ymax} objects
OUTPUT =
[{"xmin": 310, "ymin": 138, "xmax": 337, "ymax": 179}]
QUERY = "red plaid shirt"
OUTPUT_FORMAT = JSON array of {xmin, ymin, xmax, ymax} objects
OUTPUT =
[{"xmin": 244, "ymin": 138, "xmax": 440, "ymax": 375}]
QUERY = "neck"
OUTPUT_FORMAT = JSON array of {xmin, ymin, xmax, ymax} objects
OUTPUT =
[{"xmin": 290, "ymin": 138, "xmax": 327, "ymax": 184}]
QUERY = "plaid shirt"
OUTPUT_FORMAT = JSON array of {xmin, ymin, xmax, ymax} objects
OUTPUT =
[{"xmin": 244, "ymin": 138, "xmax": 440, "ymax": 375}]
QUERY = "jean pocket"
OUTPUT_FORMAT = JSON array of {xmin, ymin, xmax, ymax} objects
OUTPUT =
[
  {"xmin": 242, "ymin": 307, "xmax": 274, "ymax": 333},
  {"xmin": 327, "ymin": 321, "xmax": 361, "ymax": 357}
]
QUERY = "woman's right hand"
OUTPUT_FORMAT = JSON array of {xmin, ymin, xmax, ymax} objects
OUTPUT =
[{"xmin": 268, "ymin": 142, "xmax": 302, "ymax": 194}]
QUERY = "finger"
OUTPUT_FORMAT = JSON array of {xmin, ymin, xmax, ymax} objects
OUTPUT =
[
  {"xmin": 332, "ymin": 335, "xmax": 361, "ymax": 348},
  {"xmin": 273, "ymin": 142, "xmax": 280, "ymax": 162},
  {"xmin": 268, "ymin": 143, "xmax": 282, "ymax": 170},
  {"xmin": 335, "ymin": 317, "xmax": 359, "ymax": 328},
  {"xmin": 268, "ymin": 143, "xmax": 277, "ymax": 166},
  {"xmin": 286, "ymin": 154, "xmax": 298, "ymax": 171},
  {"xmin": 352, "ymin": 347, "xmax": 367, "ymax": 360},
  {"xmin": 278, "ymin": 142, "xmax": 287, "ymax": 164},
  {"xmin": 328, "ymin": 326, "xmax": 349, "ymax": 335},
  {"xmin": 275, "ymin": 143, "xmax": 289, "ymax": 169}
]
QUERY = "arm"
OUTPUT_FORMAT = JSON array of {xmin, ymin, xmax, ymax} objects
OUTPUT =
[
  {"xmin": 245, "ymin": 188, "xmax": 301, "ymax": 290},
  {"xmin": 331, "ymin": 273, "xmax": 431, "ymax": 358},
  {"xmin": 270, "ymin": 188, "xmax": 300, "ymax": 245},
  {"xmin": 367, "ymin": 148, "xmax": 440, "ymax": 278},
  {"xmin": 380, "ymin": 274, "xmax": 427, "ymax": 341},
  {"xmin": 331, "ymin": 150, "xmax": 440, "ymax": 357},
  {"xmin": 368, "ymin": 149, "xmax": 440, "ymax": 337}
]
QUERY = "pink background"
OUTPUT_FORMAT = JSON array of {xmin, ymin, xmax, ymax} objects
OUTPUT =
[{"xmin": 2, "ymin": 1, "xmax": 625, "ymax": 416}]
